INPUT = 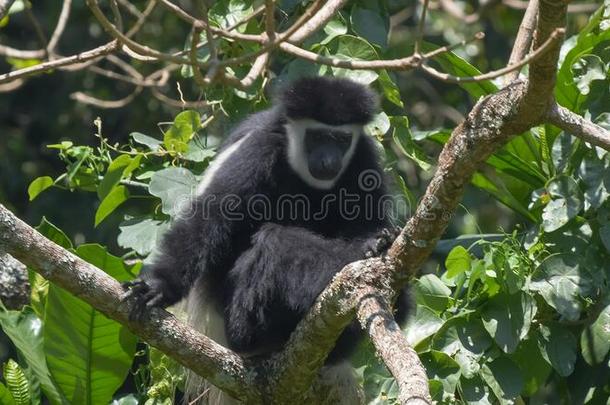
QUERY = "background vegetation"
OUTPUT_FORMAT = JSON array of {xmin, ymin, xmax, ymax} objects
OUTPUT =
[{"xmin": 0, "ymin": 0, "xmax": 609, "ymax": 404}]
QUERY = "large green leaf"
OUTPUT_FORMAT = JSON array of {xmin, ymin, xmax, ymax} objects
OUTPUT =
[
  {"xmin": 117, "ymin": 217, "xmax": 170, "ymax": 256},
  {"xmin": 415, "ymin": 274, "xmax": 452, "ymax": 313},
  {"xmin": 555, "ymin": 3, "xmax": 610, "ymax": 110},
  {"xmin": 148, "ymin": 167, "xmax": 200, "ymax": 216},
  {"xmin": 327, "ymin": 35, "xmax": 379, "ymax": 84},
  {"xmin": 480, "ymin": 357, "xmax": 524, "ymax": 403},
  {"xmin": 580, "ymin": 304, "xmax": 610, "ymax": 365},
  {"xmin": 94, "ymin": 185, "xmax": 130, "ymax": 226},
  {"xmin": 0, "ymin": 307, "xmax": 65, "ymax": 404},
  {"xmin": 530, "ymin": 254, "xmax": 593, "ymax": 320},
  {"xmin": 44, "ymin": 245, "xmax": 137, "ymax": 405},
  {"xmin": 509, "ymin": 338, "xmax": 551, "ymax": 396},
  {"xmin": 537, "ymin": 325, "xmax": 577, "ymax": 377},
  {"xmin": 481, "ymin": 292, "xmax": 536, "ymax": 353},
  {"xmin": 420, "ymin": 350, "xmax": 461, "ymax": 395}
]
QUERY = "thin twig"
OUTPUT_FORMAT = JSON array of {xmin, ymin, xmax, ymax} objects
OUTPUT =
[
  {"xmin": 71, "ymin": 87, "xmax": 142, "ymax": 108},
  {"xmin": 421, "ymin": 27, "xmax": 564, "ymax": 83},
  {"xmin": 0, "ymin": 41, "xmax": 119, "ymax": 84},
  {"xmin": 504, "ymin": 0, "xmax": 538, "ymax": 84},
  {"xmin": 414, "ymin": 0, "xmax": 431, "ymax": 55},
  {"xmin": 503, "ymin": 0, "xmax": 600, "ymax": 13},
  {"xmin": 47, "ymin": 0, "xmax": 72, "ymax": 55}
]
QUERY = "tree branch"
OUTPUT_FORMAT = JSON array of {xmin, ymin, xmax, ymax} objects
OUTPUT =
[
  {"xmin": 547, "ymin": 103, "xmax": 610, "ymax": 151},
  {"xmin": 358, "ymin": 291, "xmax": 431, "ymax": 404},
  {"xmin": 504, "ymin": 0, "xmax": 538, "ymax": 84},
  {"xmin": 0, "ymin": 253, "xmax": 30, "ymax": 309},
  {"xmin": 0, "ymin": 204, "xmax": 263, "ymax": 404}
]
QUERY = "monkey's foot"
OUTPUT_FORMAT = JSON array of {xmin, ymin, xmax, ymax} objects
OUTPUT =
[{"xmin": 364, "ymin": 227, "xmax": 401, "ymax": 258}]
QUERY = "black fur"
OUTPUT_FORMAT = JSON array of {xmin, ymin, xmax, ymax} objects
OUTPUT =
[
  {"xmin": 278, "ymin": 76, "xmax": 379, "ymax": 125},
  {"xmin": 123, "ymin": 77, "xmax": 407, "ymax": 362}
]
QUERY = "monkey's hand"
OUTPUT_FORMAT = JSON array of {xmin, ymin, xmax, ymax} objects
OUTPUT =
[
  {"xmin": 364, "ymin": 227, "xmax": 401, "ymax": 259},
  {"xmin": 121, "ymin": 276, "xmax": 179, "ymax": 321}
]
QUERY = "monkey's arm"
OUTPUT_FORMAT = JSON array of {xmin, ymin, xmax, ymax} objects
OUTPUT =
[{"xmin": 123, "ymin": 129, "xmax": 282, "ymax": 319}]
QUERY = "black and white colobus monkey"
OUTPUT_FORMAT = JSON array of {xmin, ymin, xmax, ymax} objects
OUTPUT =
[{"xmin": 124, "ymin": 76, "xmax": 408, "ymax": 403}]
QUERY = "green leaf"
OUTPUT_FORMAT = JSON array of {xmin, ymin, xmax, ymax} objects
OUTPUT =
[
  {"xmin": 28, "ymin": 176, "xmax": 53, "ymax": 201},
  {"xmin": 480, "ymin": 357, "xmax": 524, "ymax": 403},
  {"xmin": 44, "ymin": 245, "xmax": 137, "ymax": 405},
  {"xmin": 538, "ymin": 325, "xmax": 577, "ymax": 376},
  {"xmin": 0, "ymin": 383, "xmax": 16, "ymax": 405},
  {"xmin": 327, "ymin": 35, "xmax": 379, "ymax": 84},
  {"xmin": 578, "ymin": 150, "xmax": 610, "ymax": 210},
  {"xmin": 404, "ymin": 306, "xmax": 443, "ymax": 347},
  {"xmin": 94, "ymin": 185, "xmax": 130, "ymax": 226},
  {"xmin": 164, "ymin": 110, "xmax": 201, "ymax": 153},
  {"xmin": 36, "ymin": 217, "xmax": 73, "ymax": 249},
  {"xmin": 3, "ymin": 359, "xmax": 30, "ymax": 405},
  {"xmin": 391, "ymin": 116, "xmax": 431, "ymax": 171},
  {"xmin": 415, "ymin": 274, "xmax": 452, "ymax": 312},
  {"xmin": 580, "ymin": 304, "xmax": 610, "ymax": 365},
  {"xmin": 131, "ymin": 132, "xmax": 162, "ymax": 151},
  {"xmin": 530, "ymin": 253, "xmax": 592, "ymax": 320},
  {"xmin": 148, "ymin": 167, "xmax": 200, "ymax": 216},
  {"xmin": 117, "ymin": 217, "xmax": 170, "ymax": 256},
  {"xmin": 460, "ymin": 375, "xmax": 492, "ymax": 405},
  {"xmin": 481, "ymin": 292, "xmax": 537, "ymax": 353},
  {"xmin": 0, "ymin": 307, "xmax": 65, "ymax": 404},
  {"xmin": 421, "ymin": 42, "xmax": 497, "ymax": 99},
  {"xmin": 184, "ymin": 137, "xmax": 216, "ymax": 162},
  {"xmin": 471, "ymin": 172, "xmax": 535, "ymax": 221},
  {"xmin": 378, "ymin": 70, "xmax": 403, "ymax": 108},
  {"xmin": 445, "ymin": 246, "xmax": 471, "ymax": 279},
  {"xmin": 600, "ymin": 224, "xmax": 610, "ymax": 253},
  {"xmin": 98, "ymin": 155, "xmax": 132, "ymax": 199},
  {"xmin": 350, "ymin": 6, "xmax": 388, "ymax": 47},
  {"xmin": 509, "ymin": 337, "xmax": 552, "ymax": 396},
  {"xmin": 420, "ymin": 350, "xmax": 461, "ymax": 395},
  {"xmin": 571, "ymin": 54, "xmax": 607, "ymax": 95},
  {"xmin": 542, "ymin": 176, "xmax": 584, "ymax": 232}
]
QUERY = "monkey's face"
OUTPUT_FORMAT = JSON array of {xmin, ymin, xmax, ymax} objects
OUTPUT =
[{"xmin": 285, "ymin": 119, "xmax": 362, "ymax": 189}]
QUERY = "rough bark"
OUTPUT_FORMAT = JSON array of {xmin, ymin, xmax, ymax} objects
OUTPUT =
[{"xmin": 0, "ymin": 253, "xmax": 30, "ymax": 309}]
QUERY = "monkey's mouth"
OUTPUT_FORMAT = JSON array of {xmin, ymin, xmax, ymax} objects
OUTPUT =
[
  {"xmin": 307, "ymin": 144, "xmax": 344, "ymax": 180},
  {"xmin": 305, "ymin": 130, "xmax": 351, "ymax": 180}
]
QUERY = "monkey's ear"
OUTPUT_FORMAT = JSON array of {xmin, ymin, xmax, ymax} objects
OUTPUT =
[{"xmin": 275, "ymin": 76, "xmax": 379, "ymax": 125}]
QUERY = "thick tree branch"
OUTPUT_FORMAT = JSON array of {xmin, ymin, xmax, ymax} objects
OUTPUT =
[
  {"xmin": 547, "ymin": 103, "xmax": 610, "ymax": 151},
  {"xmin": 0, "ymin": 204, "xmax": 262, "ymax": 404},
  {"xmin": 358, "ymin": 292, "xmax": 430, "ymax": 404}
]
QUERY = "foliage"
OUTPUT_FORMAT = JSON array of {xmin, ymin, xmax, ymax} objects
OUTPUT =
[{"xmin": 1, "ymin": 0, "xmax": 609, "ymax": 404}]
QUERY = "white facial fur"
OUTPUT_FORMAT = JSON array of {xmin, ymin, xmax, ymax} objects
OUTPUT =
[{"xmin": 285, "ymin": 119, "xmax": 362, "ymax": 190}]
